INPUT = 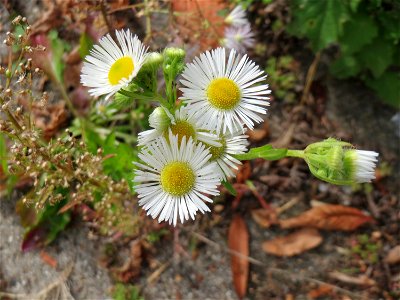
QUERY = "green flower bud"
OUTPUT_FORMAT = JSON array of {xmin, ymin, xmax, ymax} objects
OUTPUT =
[
  {"xmin": 303, "ymin": 138, "xmax": 379, "ymax": 185},
  {"xmin": 149, "ymin": 106, "xmax": 173, "ymax": 131},
  {"xmin": 163, "ymin": 47, "xmax": 186, "ymax": 79},
  {"xmin": 141, "ymin": 52, "xmax": 163, "ymax": 72},
  {"xmin": 163, "ymin": 47, "xmax": 185, "ymax": 61}
]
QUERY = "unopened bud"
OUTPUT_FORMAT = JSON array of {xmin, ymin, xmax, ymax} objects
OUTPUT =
[{"xmin": 303, "ymin": 138, "xmax": 379, "ymax": 185}]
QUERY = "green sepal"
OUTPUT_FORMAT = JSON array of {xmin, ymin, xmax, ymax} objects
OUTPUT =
[{"xmin": 222, "ymin": 180, "xmax": 237, "ymax": 196}]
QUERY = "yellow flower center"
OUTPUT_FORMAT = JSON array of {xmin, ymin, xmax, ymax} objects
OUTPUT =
[
  {"xmin": 160, "ymin": 162, "xmax": 195, "ymax": 196},
  {"xmin": 206, "ymin": 138, "xmax": 226, "ymax": 160},
  {"xmin": 206, "ymin": 77, "xmax": 241, "ymax": 110},
  {"xmin": 108, "ymin": 57, "xmax": 134, "ymax": 85},
  {"xmin": 164, "ymin": 120, "xmax": 196, "ymax": 144}
]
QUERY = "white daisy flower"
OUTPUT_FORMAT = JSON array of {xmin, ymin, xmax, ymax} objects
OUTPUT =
[
  {"xmin": 81, "ymin": 29, "xmax": 148, "ymax": 100},
  {"xmin": 179, "ymin": 47, "xmax": 271, "ymax": 134},
  {"xmin": 205, "ymin": 127, "xmax": 249, "ymax": 180},
  {"xmin": 134, "ymin": 133, "xmax": 221, "ymax": 226},
  {"xmin": 346, "ymin": 150, "xmax": 379, "ymax": 183},
  {"xmin": 225, "ymin": 5, "xmax": 249, "ymax": 27},
  {"xmin": 223, "ymin": 23, "xmax": 255, "ymax": 53},
  {"xmin": 138, "ymin": 106, "xmax": 221, "ymax": 147}
]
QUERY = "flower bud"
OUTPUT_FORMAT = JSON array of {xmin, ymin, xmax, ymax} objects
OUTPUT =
[
  {"xmin": 149, "ymin": 106, "xmax": 173, "ymax": 131},
  {"xmin": 303, "ymin": 138, "xmax": 379, "ymax": 185},
  {"xmin": 163, "ymin": 47, "xmax": 186, "ymax": 78},
  {"xmin": 141, "ymin": 52, "xmax": 163, "ymax": 72}
]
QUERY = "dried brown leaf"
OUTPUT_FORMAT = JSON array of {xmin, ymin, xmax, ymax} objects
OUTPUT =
[
  {"xmin": 262, "ymin": 228, "xmax": 322, "ymax": 257},
  {"xmin": 228, "ymin": 215, "xmax": 249, "ymax": 299},
  {"xmin": 385, "ymin": 245, "xmax": 400, "ymax": 265},
  {"xmin": 279, "ymin": 204, "xmax": 374, "ymax": 231},
  {"xmin": 307, "ymin": 284, "xmax": 334, "ymax": 299}
]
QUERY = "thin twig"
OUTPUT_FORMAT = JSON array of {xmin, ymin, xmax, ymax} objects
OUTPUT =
[
  {"xmin": 300, "ymin": 52, "xmax": 321, "ymax": 105},
  {"xmin": 100, "ymin": 0, "xmax": 116, "ymax": 40}
]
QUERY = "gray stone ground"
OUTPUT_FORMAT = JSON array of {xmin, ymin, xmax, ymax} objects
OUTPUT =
[{"xmin": 0, "ymin": 194, "xmax": 113, "ymax": 300}]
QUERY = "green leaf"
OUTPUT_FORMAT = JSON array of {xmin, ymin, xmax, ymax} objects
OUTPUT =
[
  {"xmin": 365, "ymin": 71, "xmax": 400, "ymax": 108},
  {"xmin": 17, "ymin": 198, "xmax": 71, "ymax": 251},
  {"xmin": 330, "ymin": 54, "xmax": 361, "ymax": 79},
  {"xmin": 349, "ymin": 0, "xmax": 362, "ymax": 12},
  {"xmin": 287, "ymin": 0, "xmax": 348, "ymax": 51},
  {"xmin": 48, "ymin": 30, "xmax": 69, "ymax": 83},
  {"xmin": 222, "ymin": 180, "xmax": 237, "ymax": 196},
  {"xmin": 79, "ymin": 32, "xmax": 94, "ymax": 59},
  {"xmin": 234, "ymin": 144, "xmax": 288, "ymax": 161},
  {"xmin": 339, "ymin": 14, "xmax": 378, "ymax": 54},
  {"xmin": 0, "ymin": 133, "xmax": 7, "ymax": 174},
  {"xmin": 357, "ymin": 36, "xmax": 394, "ymax": 78}
]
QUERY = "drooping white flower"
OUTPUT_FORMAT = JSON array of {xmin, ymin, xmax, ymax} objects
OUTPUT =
[
  {"xmin": 134, "ymin": 133, "xmax": 221, "ymax": 226},
  {"xmin": 223, "ymin": 23, "xmax": 255, "ymax": 53},
  {"xmin": 225, "ymin": 5, "xmax": 249, "ymax": 27},
  {"xmin": 180, "ymin": 47, "xmax": 271, "ymax": 134},
  {"xmin": 347, "ymin": 150, "xmax": 379, "ymax": 183},
  {"xmin": 138, "ymin": 106, "xmax": 220, "ymax": 147},
  {"xmin": 204, "ymin": 127, "xmax": 249, "ymax": 180},
  {"xmin": 81, "ymin": 29, "xmax": 148, "ymax": 100}
]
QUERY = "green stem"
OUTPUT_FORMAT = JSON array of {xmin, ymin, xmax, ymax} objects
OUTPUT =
[{"xmin": 286, "ymin": 149, "xmax": 305, "ymax": 159}]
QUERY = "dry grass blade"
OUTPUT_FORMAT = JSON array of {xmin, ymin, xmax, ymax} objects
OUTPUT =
[
  {"xmin": 0, "ymin": 264, "xmax": 74, "ymax": 300},
  {"xmin": 329, "ymin": 271, "xmax": 377, "ymax": 287},
  {"xmin": 228, "ymin": 215, "xmax": 249, "ymax": 299}
]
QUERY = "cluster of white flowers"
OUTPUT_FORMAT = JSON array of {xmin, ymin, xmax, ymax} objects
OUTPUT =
[
  {"xmin": 80, "ymin": 29, "xmax": 379, "ymax": 226},
  {"xmin": 222, "ymin": 6, "xmax": 255, "ymax": 53},
  {"xmin": 80, "ymin": 30, "xmax": 271, "ymax": 225}
]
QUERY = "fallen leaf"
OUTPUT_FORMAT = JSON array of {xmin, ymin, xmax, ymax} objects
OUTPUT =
[
  {"xmin": 385, "ymin": 245, "xmax": 400, "ymax": 265},
  {"xmin": 262, "ymin": 228, "xmax": 322, "ymax": 257},
  {"xmin": 329, "ymin": 271, "xmax": 376, "ymax": 286},
  {"xmin": 279, "ymin": 204, "xmax": 374, "ymax": 231},
  {"xmin": 40, "ymin": 250, "xmax": 57, "ymax": 268},
  {"xmin": 307, "ymin": 284, "xmax": 334, "ymax": 299},
  {"xmin": 251, "ymin": 208, "xmax": 278, "ymax": 228},
  {"xmin": 228, "ymin": 215, "xmax": 249, "ymax": 299}
]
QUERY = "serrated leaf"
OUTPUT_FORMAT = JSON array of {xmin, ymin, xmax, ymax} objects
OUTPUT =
[
  {"xmin": 288, "ymin": 0, "xmax": 348, "ymax": 51},
  {"xmin": 366, "ymin": 71, "xmax": 400, "ymax": 108},
  {"xmin": 357, "ymin": 37, "xmax": 394, "ymax": 78},
  {"xmin": 339, "ymin": 14, "xmax": 378, "ymax": 54}
]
